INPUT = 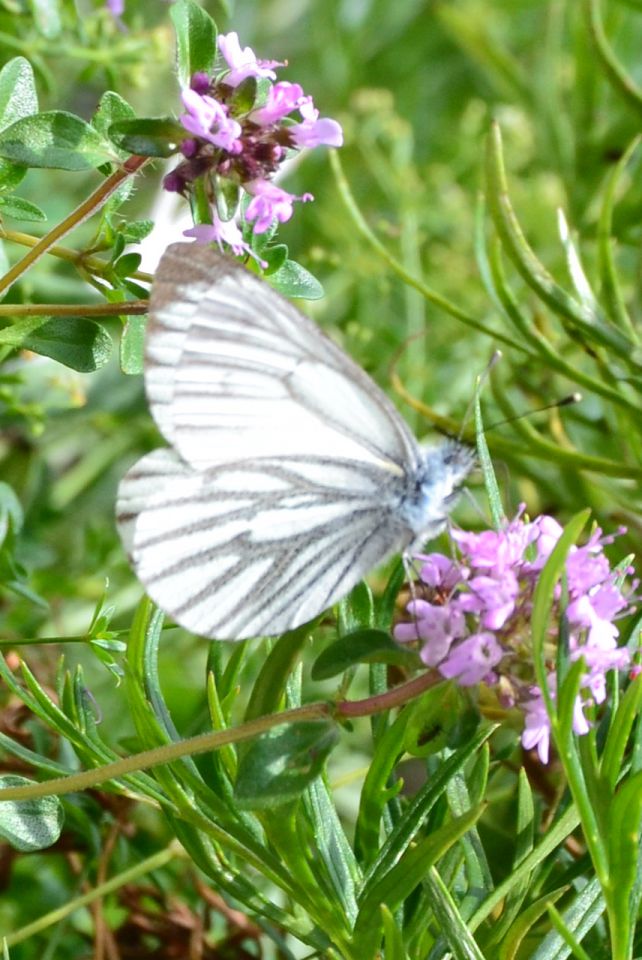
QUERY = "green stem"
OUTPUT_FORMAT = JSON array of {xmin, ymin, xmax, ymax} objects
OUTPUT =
[
  {"xmin": 0, "ymin": 154, "xmax": 149, "ymax": 297},
  {"xmin": 0, "ymin": 226, "xmax": 152, "ymax": 283},
  {"xmin": 0, "ymin": 301, "xmax": 148, "ymax": 318},
  {"xmin": 3, "ymin": 843, "xmax": 179, "ymax": 947},
  {"xmin": 0, "ymin": 671, "xmax": 442, "ymax": 803},
  {"xmin": 583, "ymin": 0, "xmax": 642, "ymax": 116},
  {"xmin": 328, "ymin": 150, "xmax": 528, "ymax": 352}
]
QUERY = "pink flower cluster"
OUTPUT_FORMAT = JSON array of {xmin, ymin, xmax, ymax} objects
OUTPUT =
[
  {"xmin": 164, "ymin": 32, "xmax": 343, "ymax": 259},
  {"xmin": 394, "ymin": 510, "xmax": 636, "ymax": 764}
]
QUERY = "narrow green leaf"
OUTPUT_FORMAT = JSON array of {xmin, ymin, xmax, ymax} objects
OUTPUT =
[
  {"xmin": 268, "ymin": 260, "xmax": 325, "ymax": 300},
  {"xmin": 354, "ymin": 705, "xmax": 414, "ymax": 865},
  {"xmin": 608, "ymin": 769, "xmax": 642, "ymax": 904},
  {"xmin": 423, "ymin": 866, "xmax": 487, "ymax": 960},
  {"xmin": 0, "ymin": 194, "xmax": 46, "ymax": 221},
  {"xmin": 120, "ymin": 314, "xmax": 146, "ymax": 375},
  {"xmin": 601, "ymin": 676, "xmax": 642, "ymax": 789},
  {"xmin": 234, "ymin": 721, "xmax": 339, "ymax": 809},
  {"xmin": 498, "ymin": 887, "xmax": 569, "ymax": 960},
  {"xmin": 244, "ymin": 625, "xmax": 310, "ymax": 722},
  {"xmin": 170, "ymin": 0, "xmax": 218, "ymax": 88},
  {"xmin": 338, "ymin": 581, "xmax": 374, "ymax": 634},
  {"xmin": 356, "ymin": 806, "xmax": 485, "ymax": 952},
  {"xmin": 304, "ymin": 777, "xmax": 361, "ymax": 923},
  {"xmin": 375, "ymin": 559, "xmax": 405, "ymax": 630},
  {"xmin": 0, "ymin": 57, "xmax": 38, "ymax": 131},
  {"xmin": 529, "ymin": 878, "xmax": 603, "ymax": 960},
  {"xmin": 485, "ymin": 122, "xmax": 637, "ymax": 364},
  {"xmin": 0, "ymin": 111, "xmax": 114, "ymax": 170},
  {"xmin": 361, "ymin": 725, "xmax": 495, "ymax": 895},
  {"xmin": 108, "ymin": 117, "xmax": 184, "ymax": 158},
  {"xmin": 0, "ymin": 775, "xmax": 63, "ymax": 851},
  {"xmin": 596, "ymin": 135, "xmax": 640, "ymax": 341},
  {"xmin": 311, "ymin": 629, "xmax": 411, "ymax": 681},
  {"xmin": 583, "ymin": 0, "xmax": 642, "ymax": 117},
  {"xmin": 0, "ymin": 481, "xmax": 23, "ymax": 544},
  {"xmin": 0, "ymin": 316, "xmax": 112, "ymax": 372},
  {"xmin": 474, "ymin": 392, "xmax": 504, "ymax": 528},
  {"xmin": 31, "ymin": 0, "xmax": 62, "ymax": 38},
  {"xmin": 381, "ymin": 905, "xmax": 409, "ymax": 960},
  {"xmin": 546, "ymin": 902, "xmax": 594, "ymax": 960}
]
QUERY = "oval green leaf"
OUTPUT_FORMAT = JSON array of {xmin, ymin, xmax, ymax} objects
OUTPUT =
[{"xmin": 0, "ymin": 775, "xmax": 64, "ymax": 852}]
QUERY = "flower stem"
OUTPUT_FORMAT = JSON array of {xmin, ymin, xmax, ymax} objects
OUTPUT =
[
  {"xmin": 0, "ymin": 154, "xmax": 149, "ymax": 297},
  {"xmin": 0, "ymin": 227, "xmax": 152, "ymax": 283},
  {"xmin": 0, "ymin": 301, "xmax": 148, "ymax": 318},
  {"xmin": 0, "ymin": 672, "xmax": 441, "ymax": 802}
]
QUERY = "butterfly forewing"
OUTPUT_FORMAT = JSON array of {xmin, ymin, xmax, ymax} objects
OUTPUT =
[
  {"xmin": 145, "ymin": 244, "xmax": 421, "ymax": 472},
  {"xmin": 117, "ymin": 242, "xmax": 470, "ymax": 640}
]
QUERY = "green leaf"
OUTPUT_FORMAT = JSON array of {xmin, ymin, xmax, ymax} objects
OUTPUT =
[
  {"xmin": 234, "ymin": 721, "xmax": 339, "ymax": 809},
  {"xmin": 119, "ymin": 219, "xmax": 154, "ymax": 243},
  {"xmin": 0, "ymin": 194, "xmax": 46, "ymax": 221},
  {"xmin": 262, "ymin": 243, "xmax": 288, "ymax": 276},
  {"xmin": 120, "ymin": 314, "xmax": 146, "ymax": 375},
  {"xmin": 0, "ymin": 481, "xmax": 23, "ymax": 545},
  {"xmin": 93, "ymin": 90, "xmax": 136, "ymax": 143},
  {"xmin": 0, "ymin": 775, "xmax": 64, "ymax": 851},
  {"xmin": 0, "ymin": 160, "xmax": 26, "ymax": 194},
  {"xmin": 244, "ymin": 626, "xmax": 310, "ymax": 723},
  {"xmin": 268, "ymin": 260, "xmax": 325, "ymax": 299},
  {"xmin": 485, "ymin": 122, "xmax": 637, "ymax": 365},
  {"xmin": 304, "ymin": 777, "xmax": 361, "ymax": 924},
  {"xmin": 608, "ymin": 769, "xmax": 642, "ymax": 905},
  {"xmin": 338, "ymin": 581, "xmax": 374, "ymax": 635},
  {"xmin": 354, "ymin": 705, "xmax": 415, "ymax": 865},
  {"xmin": 114, "ymin": 252, "xmax": 142, "ymax": 277},
  {"xmin": 170, "ymin": 0, "xmax": 218, "ymax": 88},
  {"xmin": 601, "ymin": 675, "xmax": 642, "ymax": 789},
  {"xmin": 423, "ymin": 867, "xmax": 487, "ymax": 960},
  {"xmin": 31, "ymin": 0, "xmax": 62, "ymax": 38},
  {"xmin": 381, "ymin": 905, "xmax": 409, "ymax": 960},
  {"xmin": 311, "ymin": 629, "xmax": 410, "ymax": 681},
  {"xmin": 228, "ymin": 75, "xmax": 258, "ymax": 115},
  {"xmin": 0, "ymin": 316, "xmax": 113, "ymax": 372},
  {"xmin": 108, "ymin": 117, "xmax": 184, "ymax": 158},
  {"xmin": 361, "ymin": 725, "xmax": 495, "ymax": 896},
  {"xmin": 355, "ymin": 806, "xmax": 485, "ymax": 954},
  {"xmin": 0, "ymin": 111, "xmax": 115, "ymax": 170},
  {"xmin": 0, "ymin": 57, "xmax": 38, "ymax": 131},
  {"xmin": 474, "ymin": 392, "xmax": 504, "ymax": 528},
  {"xmin": 374, "ymin": 560, "xmax": 405, "ymax": 630}
]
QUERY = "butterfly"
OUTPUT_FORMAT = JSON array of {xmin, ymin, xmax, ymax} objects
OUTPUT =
[{"xmin": 117, "ymin": 242, "xmax": 474, "ymax": 641}]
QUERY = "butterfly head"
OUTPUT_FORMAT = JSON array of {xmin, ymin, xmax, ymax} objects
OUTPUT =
[{"xmin": 402, "ymin": 439, "xmax": 476, "ymax": 551}]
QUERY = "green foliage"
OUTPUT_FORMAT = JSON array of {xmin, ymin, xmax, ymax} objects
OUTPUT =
[{"xmin": 1, "ymin": 2, "xmax": 642, "ymax": 959}]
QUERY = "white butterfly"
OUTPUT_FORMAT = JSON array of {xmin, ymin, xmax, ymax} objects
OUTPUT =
[{"xmin": 117, "ymin": 243, "xmax": 474, "ymax": 641}]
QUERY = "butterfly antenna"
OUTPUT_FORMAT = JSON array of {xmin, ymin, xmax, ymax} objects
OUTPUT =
[{"xmin": 483, "ymin": 392, "xmax": 582, "ymax": 432}]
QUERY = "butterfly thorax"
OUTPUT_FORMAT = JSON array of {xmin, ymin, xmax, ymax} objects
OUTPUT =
[{"xmin": 399, "ymin": 440, "xmax": 475, "ymax": 551}]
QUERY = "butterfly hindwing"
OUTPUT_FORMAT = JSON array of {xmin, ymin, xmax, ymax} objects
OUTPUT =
[{"xmin": 117, "ymin": 447, "xmax": 412, "ymax": 639}]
